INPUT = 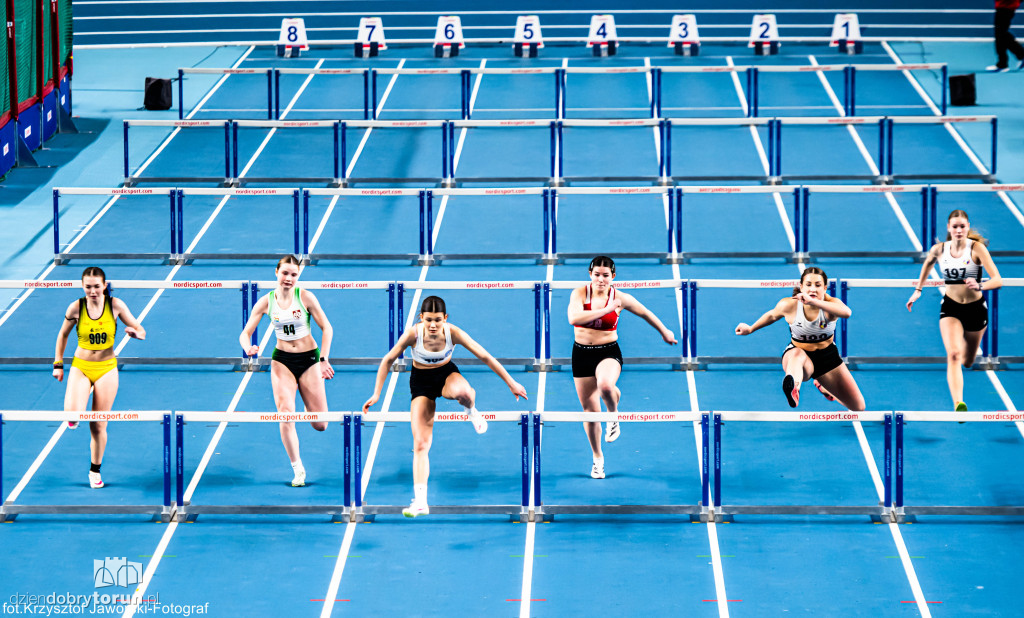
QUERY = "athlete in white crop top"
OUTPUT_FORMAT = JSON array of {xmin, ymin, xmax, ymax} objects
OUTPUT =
[
  {"xmin": 735, "ymin": 267, "xmax": 865, "ymax": 412},
  {"xmin": 239, "ymin": 256, "xmax": 335, "ymax": 487},
  {"xmin": 907, "ymin": 210, "xmax": 1003, "ymax": 412},
  {"xmin": 363, "ymin": 296, "xmax": 528, "ymax": 517}
]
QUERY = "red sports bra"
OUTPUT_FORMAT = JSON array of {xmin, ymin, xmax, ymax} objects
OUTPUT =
[{"xmin": 578, "ymin": 285, "xmax": 619, "ymax": 331}]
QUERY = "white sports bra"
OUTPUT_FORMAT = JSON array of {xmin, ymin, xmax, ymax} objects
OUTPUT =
[
  {"xmin": 938, "ymin": 240, "xmax": 981, "ymax": 284},
  {"xmin": 409, "ymin": 322, "xmax": 455, "ymax": 366},
  {"xmin": 789, "ymin": 301, "xmax": 837, "ymax": 344}
]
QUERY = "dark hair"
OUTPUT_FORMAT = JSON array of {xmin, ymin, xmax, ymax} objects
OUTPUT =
[
  {"xmin": 81, "ymin": 266, "xmax": 106, "ymax": 282},
  {"xmin": 945, "ymin": 209, "xmax": 988, "ymax": 246},
  {"xmin": 420, "ymin": 295, "xmax": 446, "ymax": 315},
  {"xmin": 589, "ymin": 255, "xmax": 615, "ymax": 274},
  {"xmin": 276, "ymin": 255, "xmax": 301, "ymax": 270},
  {"xmin": 793, "ymin": 267, "xmax": 828, "ymax": 298}
]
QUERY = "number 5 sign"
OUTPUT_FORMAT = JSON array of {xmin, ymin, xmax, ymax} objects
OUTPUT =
[{"xmin": 513, "ymin": 15, "xmax": 543, "ymax": 57}]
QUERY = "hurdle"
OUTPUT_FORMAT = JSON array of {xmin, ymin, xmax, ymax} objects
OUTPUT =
[
  {"xmin": 177, "ymin": 67, "xmax": 275, "ymax": 120},
  {"xmin": 0, "ymin": 411, "xmax": 173, "ymax": 522},
  {"xmin": 709, "ymin": 411, "xmax": 894, "ymax": 521},
  {"xmin": 351, "ymin": 411, "xmax": 532, "ymax": 522},
  {"xmin": 273, "ymin": 67, "xmax": 373, "ymax": 120},
  {"xmin": 123, "ymin": 120, "xmax": 232, "ymax": 185},
  {"xmin": 839, "ymin": 278, "xmax": 1024, "ymax": 366},
  {"xmin": 891, "ymin": 411, "xmax": 1024, "ymax": 521},
  {"xmin": 174, "ymin": 411, "xmax": 350, "ymax": 522},
  {"xmin": 530, "ymin": 411, "xmax": 710, "ymax": 521},
  {"xmin": 231, "ymin": 119, "xmax": 448, "ymax": 186}
]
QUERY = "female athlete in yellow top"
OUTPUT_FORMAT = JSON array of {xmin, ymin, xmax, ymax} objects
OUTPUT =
[{"xmin": 53, "ymin": 267, "xmax": 146, "ymax": 489}]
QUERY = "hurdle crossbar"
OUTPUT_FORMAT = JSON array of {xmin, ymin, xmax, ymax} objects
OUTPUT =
[{"xmin": 0, "ymin": 411, "xmax": 173, "ymax": 522}]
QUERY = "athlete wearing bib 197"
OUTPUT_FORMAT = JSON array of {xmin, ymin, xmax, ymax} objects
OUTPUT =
[
  {"xmin": 937, "ymin": 239, "xmax": 988, "ymax": 332},
  {"xmin": 907, "ymin": 210, "xmax": 1003, "ymax": 413},
  {"xmin": 408, "ymin": 322, "xmax": 460, "ymax": 401},
  {"xmin": 266, "ymin": 287, "xmax": 321, "ymax": 381}
]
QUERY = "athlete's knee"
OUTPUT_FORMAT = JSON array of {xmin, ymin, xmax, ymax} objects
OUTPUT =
[
  {"xmin": 311, "ymin": 422, "xmax": 328, "ymax": 432},
  {"xmin": 848, "ymin": 396, "xmax": 866, "ymax": 412},
  {"xmin": 413, "ymin": 435, "xmax": 432, "ymax": 453},
  {"xmin": 453, "ymin": 385, "xmax": 475, "ymax": 406},
  {"xmin": 596, "ymin": 377, "xmax": 617, "ymax": 399},
  {"xmin": 947, "ymin": 347, "xmax": 964, "ymax": 365}
]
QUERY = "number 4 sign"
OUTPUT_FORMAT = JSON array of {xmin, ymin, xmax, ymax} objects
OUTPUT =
[
  {"xmin": 668, "ymin": 14, "xmax": 700, "ymax": 56},
  {"xmin": 277, "ymin": 18, "xmax": 308, "ymax": 58},
  {"xmin": 748, "ymin": 14, "xmax": 780, "ymax": 56},
  {"xmin": 434, "ymin": 16, "xmax": 465, "ymax": 58},
  {"xmin": 587, "ymin": 14, "xmax": 618, "ymax": 56}
]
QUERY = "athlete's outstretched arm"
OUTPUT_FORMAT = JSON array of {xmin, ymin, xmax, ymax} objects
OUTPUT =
[
  {"xmin": 618, "ymin": 291, "xmax": 677, "ymax": 344},
  {"xmin": 736, "ymin": 298, "xmax": 792, "ymax": 336},
  {"xmin": 362, "ymin": 328, "xmax": 417, "ymax": 412},
  {"xmin": 450, "ymin": 326, "xmax": 528, "ymax": 400}
]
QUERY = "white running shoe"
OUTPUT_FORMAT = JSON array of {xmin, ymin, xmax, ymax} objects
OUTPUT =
[
  {"xmin": 291, "ymin": 465, "xmax": 306, "ymax": 487},
  {"xmin": 402, "ymin": 500, "xmax": 430, "ymax": 518},
  {"xmin": 604, "ymin": 421, "xmax": 620, "ymax": 443},
  {"xmin": 591, "ymin": 460, "xmax": 605, "ymax": 479},
  {"xmin": 89, "ymin": 471, "xmax": 104, "ymax": 489},
  {"xmin": 66, "ymin": 421, "xmax": 78, "ymax": 430},
  {"xmin": 467, "ymin": 409, "xmax": 488, "ymax": 434}
]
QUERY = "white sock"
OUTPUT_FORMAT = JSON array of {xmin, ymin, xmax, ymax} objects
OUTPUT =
[
  {"xmin": 465, "ymin": 405, "xmax": 478, "ymax": 416},
  {"xmin": 414, "ymin": 483, "xmax": 428, "ymax": 504},
  {"xmin": 593, "ymin": 456, "xmax": 604, "ymax": 465},
  {"xmin": 291, "ymin": 459, "xmax": 303, "ymax": 469}
]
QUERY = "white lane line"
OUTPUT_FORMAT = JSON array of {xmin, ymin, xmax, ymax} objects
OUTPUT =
[
  {"xmin": 726, "ymin": 56, "xmax": 796, "ymax": 251},
  {"xmin": 881, "ymin": 41, "xmax": 1024, "ymax": 229},
  {"xmin": 132, "ymin": 46, "xmax": 255, "ymax": 179},
  {"xmin": 806, "ymin": 48, "xmax": 940, "ymax": 617},
  {"xmin": 1, "ymin": 49, "xmax": 252, "ymax": 505},
  {"xmin": 123, "ymin": 59, "xmax": 349, "ymax": 618},
  {"xmin": 320, "ymin": 57, "xmax": 489, "ymax": 617},
  {"xmin": 652, "ymin": 65, "xmax": 729, "ymax": 617},
  {"xmin": 807, "ymin": 55, "xmax": 920, "ymax": 250}
]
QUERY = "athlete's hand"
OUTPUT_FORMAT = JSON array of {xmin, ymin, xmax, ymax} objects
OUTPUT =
[
  {"xmin": 509, "ymin": 381, "xmax": 529, "ymax": 401},
  {"xmin": 319, "ymin": 360, "xmax": 334, "ymax": 380},
  {"xmin": 245, "ymin": 345, "xmax": 260, "ymax": 357},
  {"xmin": 362, "ymin": 394, "xmax": 378, "ymax": 413},
  {"xmin": 610, "ymin": 297, "xmax": 623, "ymax": 312},
  {"xmin": 53, "ymin": 367, "xmax": 64, "ymax": 382},
  {"xmin": 735, "ymin": 323, "xmax": 752, "ymax": 336},
  {"xmin": 125, "ymin": 327, "xmax": 144, "ymax": 340},
  {"xmin": 906, "ymin": 289, "xmax": 921, "ymax": 312},
  {"xmin": 661, "ymin": 329, "xmax": 678, "ymax": 345},
  {"xmin": 965, "ymin": 279, "xmax": 981, "ymax": 292}
]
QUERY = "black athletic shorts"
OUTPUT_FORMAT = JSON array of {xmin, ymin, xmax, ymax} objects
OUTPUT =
[
  {"xmin": 783, "ymin": 341, "xmax": 844, "ymax": 379},
  {"xmin": 572, "ymin": 341, "xmax": 624, "ymax": 378},
  {"xmin": 939, "ymin": 296, "xmax": 988, "ymax": 332},
  {"xmin": 272, "ymin": 347, "xmax": 320, "ymax": 381},
  {"xmin": 410, "ymin": 361, "xmax": 460, "ymax": 401}
]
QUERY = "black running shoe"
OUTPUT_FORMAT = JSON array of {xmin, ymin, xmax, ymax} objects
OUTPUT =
[{"xmin": 782, "ymin": 375, "xmax": 799, "ymax": 408}]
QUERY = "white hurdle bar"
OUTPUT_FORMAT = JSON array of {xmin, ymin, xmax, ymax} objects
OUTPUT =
[{"xmin": 0, "ymin": 411, "xmax": 173, "ymax": 521}]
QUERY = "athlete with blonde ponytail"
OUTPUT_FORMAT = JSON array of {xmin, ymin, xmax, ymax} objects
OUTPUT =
[{"xmin": 907, "ymin": 210, "xmax": 1002, "ymax": 412}]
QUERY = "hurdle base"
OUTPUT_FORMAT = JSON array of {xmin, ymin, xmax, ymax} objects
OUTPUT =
[
  {"xmin": 175, "ymin": 504, "xmax": 350, "ymax": 522},
  {"xmin": 417, "ymin": 256, "xmax": 438, "ymax": 266},
  {"xmin": 533, "ymin": 504, "xmax": 706, "ymax": 522},
  {"xmin": 539, "ymin": 254, "xmax": 563, "ymax": 265},
  {"xmin": 276, "ymin": 45, "xmax": 303, "ymax": 58},
  {"xmin": 674, "ymin": 42, "xmax": 700, "ymax": 56},
  {"xmin": 838, "ymin": 40, "xmax": 864, "ymax": 54},
  {"xmin": 355, "ymin": 504, "xmax": 526, "ymax": 523},
  {"xmin": 514, "ymin": 42, "xmax": 539, "ymax": 58},
  {"xmin": 591, "ymin": 41, "xmax": 617, "ymax": 57},
  {"xmin": 766, "ymin": 175, "xmax": 782, "ymax": 185},
  {"xmin": 713, "ymin": 504, "xmax": 890, "ymax": 521},
  {"xmin": 434, "ymin": 44, "xmax": 460, "ymax": 58},
  {"xmin": 0, "ymin": 504, "xmax": 171, "ymax": 522},
  {"xmin": 753, "ymin": 41, "xmax": 780, "ymax": 56},
  {"xmin": 354, "ymin": 42, "xmax": 380, "ymax": 58}
]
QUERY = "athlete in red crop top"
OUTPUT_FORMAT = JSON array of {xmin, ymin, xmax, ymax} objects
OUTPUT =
[{"xmin": 568, "ymin": 256, "xmax": 678, "ymax": 479}]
